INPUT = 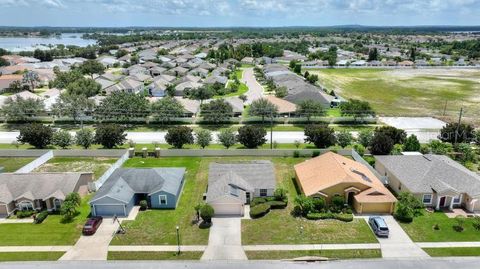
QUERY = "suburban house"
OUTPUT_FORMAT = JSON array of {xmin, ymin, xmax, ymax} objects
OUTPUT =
[
  {"xmin": 206, "ymin": 161, "xmax": 276, "ymax": 216},
  {"xmin": 294, "ymin": 152, "xmax": 397, "ymax": 214},
  {"xmin": 375, "ymin": 154, "xmax": 480, "ymax": 212},
  {"xmin": 90, "ymin": 168, "xmax": 186, "ymax": 217},
  {"xmin": 0, "ymin": 172, "xmax": 93, "ymax": 216}
]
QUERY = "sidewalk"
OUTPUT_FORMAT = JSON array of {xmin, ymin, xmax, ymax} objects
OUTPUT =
[
  {"xmin": 243, "ymin": 243, "xmax": 380, "ymax": 251},
  {"xmin": 0, "ymin": 246, "xmax": 71, "ymax": 252},
  {"xmin": 417, "ymin": 242, "xmax": 480, "ymax": 248},
  {"xmin": 109, "ymin": 246, "xmax": 206, "ymax": 252}
]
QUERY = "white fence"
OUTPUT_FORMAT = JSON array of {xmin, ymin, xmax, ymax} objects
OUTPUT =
[
  {"xmin": 93, "ymin": 151, "xmax": 130, "ymax": 191},
  {"xmin": 156, "ymin": 148, "xmax": 354, "ymax": 157},
  {"xmin": 15, "ymin": 150, "xmax": 54, "ymax": 173}
]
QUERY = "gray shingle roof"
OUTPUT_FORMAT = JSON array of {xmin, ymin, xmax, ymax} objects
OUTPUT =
[
  {"xmin": 90, "ymin": 168, "xmax": 185, "ymax": 204},
  {"xmin": 206, "ymin": 161, "xmax": 276, "ymax": 203},
  {"xmin": 0, "ymin": 173, "xmax": 88, "ymax": 204},
  {"xmin": 376, "ymin": 154, "xmax": 480, "ymax": 197}
]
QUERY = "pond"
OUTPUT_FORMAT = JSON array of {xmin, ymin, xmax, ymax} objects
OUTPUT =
[{"xmin": 0, "ymin": 33, "xmax": 97, "ymax": 52}]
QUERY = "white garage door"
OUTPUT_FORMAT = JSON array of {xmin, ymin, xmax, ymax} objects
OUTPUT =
[
  {"xmin": 94, "ymin": 204, "xmax": 126, "ymax": 217},
  {"xmin": 212, "ymin": 203, "xmax": 243, "ymax": 216}
]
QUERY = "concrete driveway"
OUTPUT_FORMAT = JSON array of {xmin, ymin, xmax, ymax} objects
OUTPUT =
[
  {"xmin": 241, "ymin": 67, "xmax": 264, "ymax": 105},
  {"xmin": 201, "ymin": 217, "xmax": 247, "ymax": 260},
  {"xmin": 360, "ymin": 215, "xmax": 429, "ymax": 258}
]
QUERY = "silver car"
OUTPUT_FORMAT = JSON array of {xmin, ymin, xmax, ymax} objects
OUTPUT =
[{"xmin": 368, "ymin": 216, "xmax": 389, "ymax": 237}]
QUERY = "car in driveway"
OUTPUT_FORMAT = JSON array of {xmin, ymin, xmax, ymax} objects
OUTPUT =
[
  {"xmin": 82, "ymin": 216, "xmax": 103, "ymax": 235},
  {"xmin": 368, "ymin": 216, "xmax": 389, "ymax": 237}
]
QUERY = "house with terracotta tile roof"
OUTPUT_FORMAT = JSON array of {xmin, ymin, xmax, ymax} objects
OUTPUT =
[{"xmin": 294, "ymin": 152, "xmax": 397, "ymax": 214}]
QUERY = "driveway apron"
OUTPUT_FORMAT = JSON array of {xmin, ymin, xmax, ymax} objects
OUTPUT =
[{"xmin": 201, "ymin": 217, "xmax": 247, "ymax": 260}]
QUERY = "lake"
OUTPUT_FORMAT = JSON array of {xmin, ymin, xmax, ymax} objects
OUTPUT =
[{"xmin": 0, "ymin": 33, "xmax": 97, "ymax": 52}]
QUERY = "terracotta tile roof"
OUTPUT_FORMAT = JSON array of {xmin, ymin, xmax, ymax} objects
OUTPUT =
[
  {"xmin": 264, "ymin": 95, "xmax": 296, "ymax": 114},
  {"xmin": 294, "ymin": 152, "xmax": 396, "ymax": 203}
]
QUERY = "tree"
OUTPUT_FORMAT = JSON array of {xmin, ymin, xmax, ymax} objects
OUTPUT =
[
  {"xmin": 403, "ymin": 134, "xmax": 421, "ymax": 152},
  {"xmin": 66, "ymin": 77, "xmax": 101, "ymax": 97},
  {"xmin": 289, "ymin": 60, "xmax": 298, "ymax": 69},
  {"xmin": 52, "ymin": 130, "xmax": 73, "ymax": 149},
  {"xmin": 94, "ymin": 124, "xmax": 126, "ymax": 149},
  {"xmin": 165, "ymin": 126, "xmax": 194, "ymax": 149},
  {"xmin": 22, "ymin": 71, "xmax": 39, "ymax": 91},
  {"xmin": 370, "ymin": 132, "xmax": 394, "ymax": 155},
  {"xmin": 249, "ymin": 98, "xmax": 278, "ymax": 123},
  {"xmin": 409, "ymin": 47, "xmax": 417, "ymax": 61},
  {"xmin": 5, "ymin": 80, "xmax": 28, "ymax": 94},
  {"xmin": 394, "ymin": 192, "xmax": 424, "ymax": 222},
  {"xmin": 79, "ymin": 60, "xmax": 105, "ymax": 79},
  {"xmin": 295, "ymin": 100, "xmax": 325, "ymax": 122},
  {"xmin": 165, "ymin": 84, "xmax": 176, "ymax": 97},
  {"xmin": 200, "ymin": 99, "xmax": 233, "ymax": 123},
  {"xmin": 358, "ymin": 130, "xmax": 374, "ymax": 147},
  {"xmin": 0, "ymin": 57, "xmax": 9, "ymax": 67},
  {"xmin": 189, "ymin": 86, "xmax": 213, "ymax": 104},
  {"xmin": 368, "ymin": 48, "xmax": 378, "ymax": 61},
  {"xmin": 151, "ymin": 97, "xmax": 184, "ymax": 124},
  {"xmin": 95, "ymin": 92, "xmax": 150, "ymax": 121},
  {"xmin": 439, "ymin": 122, "xmax": 475, "ymax": 144},
  {"xmin": 75, "ymin": 128, "xmax": 95, "ymax": 149},
  {"xmin": 237, "ymin": 125, "xmax": 267, "ymax": 149},
  {"xmin": 327, "ymin": 46, "xmax": 338, "ymax": 67},
  {"xmin": 1, "ymin": 96, "xmax": 45, "ymax": 122},
  {"xmin": 294, "ymin": 195, "xmax": 315, "ymax": 216},
  {"xmin": 50, "ymin": 70, "xmax": 83, "ymax": 89},
  {"xmin": 304, "ymin": 124, "xmax": 336, "ymax": 148},
  {"xmin": 200, "ymin": 204, "xmax": 214, "ymax": 223},
  {"xmin": 60, "ymin": 200, "xmax": 78, "ymax": 221},
  {"xmin": 293, "ymin": 64, "xmax": 301, "ymax": 74},
  {"xmin": 195, "ymin": 129, "xmax": 212, "ymax": 149},
  {"xmin": 336, "ymin": 130, "xmax": 353, "ymax": 148},
  {"xmin": 374, "ymin": 126, "xmax": 407, "ymax": 145},
  {"xmin": 427, "ymin": 140, "xmax": 452, "ymax": 155},
  {"xmin": 274, "ymin": 86, "xmax": 288, "ymax": 98},
  {"xmin": 455, "ymin": 143, "xmax": 476, "ymax": 163},
  {"xmin": 51, "ymin": 93, "xmax": 95, "ymax": 123},
  {"xmin": 65, "ymin": 192, "xmax": 81, "ymax": 207},
  {"xmin": 339, "ymin": 99, "xmax": 375, "ymax": 122},
  {"xmin": 17, "ymin": 123, "xmax": 53, "ymax": 149},
  {"xmin": 218, "ymin": 128, "xmax": 236, "ymax": 149},
  {"xmin": 306, "ymin": 74, "xmax": 319, "ymax": 84}
]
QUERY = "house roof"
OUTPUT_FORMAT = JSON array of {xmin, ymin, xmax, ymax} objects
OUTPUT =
[
  {"xmin": 90, "ymin": 168, "xmax": 186, "ymax": 204},
  {"xmin": 206, "ymin": 161, "xmax": 276, "ymax": 203},
  {"xmin": 294, "ymin": 152, "xmax": 396, "ymax": 203},
  {"xmin": 0, "ymin": 173, "xmax": 90, "ymax": 204},
  {"xmin": 264, "ymin": 96, "xmax": 296, "ymax": 114},
  {"xmin": 375, "ymin": 154, "xmax": 480, "ymax": 197}
]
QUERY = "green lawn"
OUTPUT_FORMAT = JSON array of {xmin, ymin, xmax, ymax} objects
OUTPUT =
[
  {"xmin": 214, "ymin": 82, "xmax": 249, "ymax": 99},
  {"xmin": 108, "ymin": 251, "xmax": 202, "ymax": 260},
  {"xmin": 33, "ymin": 157, "xmax": 118, "ymax": 179},
  {"xmin": 326, "ymin": 108, "xmax": 342, "ymax": 117},
  {"xmin": 399, "ymin": 210, "xmax": 480, "ymax": 242},
  {"xmin": 310, "ymin": 68, "xmax": 480, "ymax": 124},
  {"xmin": 0, "ymin": 157, "xmax": 35, "ymax": 172},
  {"xmin": 423, "ymin": 247, "xmax": 480, "ymax": 257},
  {"xmin": 246, "ymin": 249, "xmax": 381, "ymax": 260},
  {"xmin": 242, "ymin": 158, "xmax": 378, "ymax": 244},
  {"xmin": 0, "ymin": 197, "xmax": 91, "ymax": 246},
  {"xmin": 0, "ymin": 252, "xmax": 65, "ymax": 261},
  {"xmin": 110, "ymin": 157, "xmax": 209, "ymax": 245}
]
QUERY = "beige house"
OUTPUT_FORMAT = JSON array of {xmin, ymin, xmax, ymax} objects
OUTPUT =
[
  {"xmin": 0, "ymin": 173, "xmax": 92, "ymax": 216},
  {"xmin": 375, "ymin": 154, "xmax": 480, "ymax": 212},
  {"xmin": 294, "ymin": 152, "xmax": 397, "ymax": 214}
]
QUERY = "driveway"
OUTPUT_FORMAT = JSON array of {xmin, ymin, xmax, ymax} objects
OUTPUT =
[
  {"xmin": 201, "ymin": 217, "xmax": 247, "ymax": 260},
  {"xmin": 241, "ymin": 67, "xmax": 264, "ymax": 105},
  {"xmin": 360, "ymin": 215, "xmax": 429, "ymax": 258}
]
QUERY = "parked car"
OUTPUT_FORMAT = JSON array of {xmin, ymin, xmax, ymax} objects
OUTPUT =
[
  {"xmin": 82, "ymin": 216, "xmax": 103, "ymax": 235},
  {"xmin": 368, "ymin": 216, "xmax": 389, "ymax": 237}
]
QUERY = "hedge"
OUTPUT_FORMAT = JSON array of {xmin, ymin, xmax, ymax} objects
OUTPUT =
[
  {"xmin": 16, "ymin": 210, "xmax": 35, "ymax": 218},
  {"xmin": 306, "ymin": 212, "xmax": 353, "ymax": 222},
  {"xmin": 267, "ymin": 200, "xmax": 288, "ymax": 209},
  {"xmin": 251, "ymin": 198, "xmax": 267, "ymax": 207},
  {"xmin": 34, "ymin": 211, "xmax": 49, "ymax": 224},
  {"xmin": 250, "ymin": 204, "xmax": 271, "ymax": 219}
]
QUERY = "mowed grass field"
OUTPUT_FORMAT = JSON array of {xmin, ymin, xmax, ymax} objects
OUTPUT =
[{"xmin": 310, "ymin": 68, "xmax": 480, "ymax": 124}]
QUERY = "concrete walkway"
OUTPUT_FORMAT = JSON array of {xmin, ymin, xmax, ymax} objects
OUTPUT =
[
  {"xmin": 0, "ymin": 218, "xmax": 34, "ymax": 224},
  {"xmin": 243, "ymin": 243, "xmax": 380, "ymax": 251},
  {"xmin": 417, "ymin": 242, "xmax": 480, "ymax": 248},
  {"xmin": 241, "ymin": 67, "xmax": 264, "ymax": 105},
  {"xmin": 0, "ymin": 246, "xmax": 71, "ymax": 252},
  {"xmin": 201, "ymin": 217, "xmax": 247, "ymax": 260},
  {"xmin": 359, "ymin": 215, "xmax": 429, "ymax": 258}
]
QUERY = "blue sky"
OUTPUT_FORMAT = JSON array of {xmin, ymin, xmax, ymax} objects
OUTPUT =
[{"xmin": 0, "ymin": 0, "xmax": 480, "ymax": 27}]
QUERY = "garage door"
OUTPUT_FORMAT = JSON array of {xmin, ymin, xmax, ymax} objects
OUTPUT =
[
  {"xmin": 359, "ymin": 203, "xmax": 393, "ymax": 214},
  {"xmin": 212, "ymin": 203, "xmax": 244, "ymax": 216},
  {"xmin": 93, "ymin": 204, "xmax": 126, "ymax": 217},
  {"xmin": 0, "ymin": 204, "xmax": 7, "ymax": 215}
]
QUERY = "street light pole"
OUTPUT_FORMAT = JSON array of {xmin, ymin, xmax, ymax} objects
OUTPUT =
[{"xmin": 176, "ymin": 226, "xmax": 180, "ymax": 255}]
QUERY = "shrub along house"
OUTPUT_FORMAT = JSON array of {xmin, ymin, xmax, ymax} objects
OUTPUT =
[
  {"xmin": 206, "ymin": 161, "xmax": 276, "ymax": 216},
  {"xmin": 375, "ymin": 154, "xmax": 480, "ymax": 212},
  {"xmin": 90, "ymin": 168, "xmax": 185, "ymax": 217},
  {"xmin": 0, "ymin": 172, "xmax": 93, "ymax": 217},
  {"xmin": 294, "ymin": 152, "xmax": 397, "ymax": 214}
]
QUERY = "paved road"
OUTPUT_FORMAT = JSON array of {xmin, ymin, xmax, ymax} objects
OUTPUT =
[
  {"xmin": 2, "ymin": 259, "xmax": 480, "ymax": 269},
  {"xmin": 201, "ymin": 218, "xmax": 247, "ymax": 260},
  {"xmin": 0, "ymin": 130, "xmax": 439, "ymax": 144},
  {"xmin": 241, "ymin": 67, "xmax": 264, "ymax": 105}
]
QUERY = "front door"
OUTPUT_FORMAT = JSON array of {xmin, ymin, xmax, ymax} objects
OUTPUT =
[
  {"xmin": 246, "ymin": 192, "xmax": 251, "ymax": 204},
  {"xmin": 440, "ymin": 196, "xmax": 446, "ymax": 207},
  {"xmin": 347, "ymin": 192, "xmax": 355, "ymax": 206}
]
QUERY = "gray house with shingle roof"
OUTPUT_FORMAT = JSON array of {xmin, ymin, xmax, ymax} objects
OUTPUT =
[
  {"xmin": 0, "ymin": 172, "xmax": 92, "ymax": 216},
  {"xmin": 375, "ymin": 154, "xmax": 480, "ymax": 212},
  {"xmin": 90, "ymin": 168, "xmax": 185, "ymax": 217},
  {"xmin": 206, "ymin": 161, "xmax": 276, "ymax": 216}
]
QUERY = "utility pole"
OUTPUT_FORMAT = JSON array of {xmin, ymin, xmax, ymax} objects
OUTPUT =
[
  {"xmin": 270, "ymin": 111, "xmax": 273, "ymax": 149},
  {"xmin": 443, "ymin": 100, "xmax": 448, "ymax": 116},
  {"xmin": 454, "ymin": 107, "xmax": 463, "ymax": 145}
]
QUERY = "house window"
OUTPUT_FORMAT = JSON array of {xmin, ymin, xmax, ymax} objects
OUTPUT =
[
  {"xmin": 422, "ymin": 194, "xmax": 432, "ymax": 204},
  {"xmin": 453, "ymin": 195, "xmax": 462, "ymax": 204},
  {"xmin": 230, "ymin": 186, "xmax": 239, "ymax": 197},
  {"xmin": 260, "ymin": 189, "xmax": 267, "ymax": 197},
  {"xmin": 18, "ymin": 201, "xmax": 33, "ymax": 211},
  {"xmin": 398, "ymin": 183, "xmax": 402, "ymax": 191},
  {"xmin": 159, "ymin": 195, "xmax": 167, "ymax": 205},
  {"xmin": 54, "ymin": 199, "xmax": 62, "ymax": 210}
]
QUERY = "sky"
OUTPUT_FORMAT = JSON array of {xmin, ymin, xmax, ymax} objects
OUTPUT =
[{"xmin": 0, "ymin": 0, "xmax": 480, "ymax": 27}]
